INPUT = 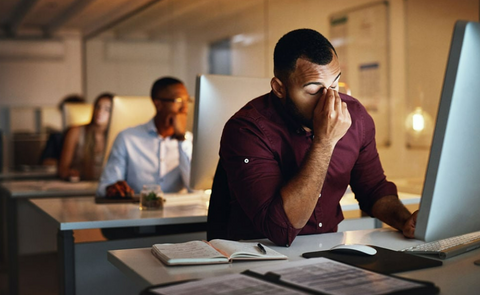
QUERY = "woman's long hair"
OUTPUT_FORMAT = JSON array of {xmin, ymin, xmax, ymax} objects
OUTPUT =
[{"xmin": 82, "ymin": 93, "xmax": 114, "ymax": 179}]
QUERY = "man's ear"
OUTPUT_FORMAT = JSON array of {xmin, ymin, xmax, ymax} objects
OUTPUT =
[
  {"xmin": 271, "ymin": 77, "xmax": 286, "ymax": 98},
  {"xmin": 152, "ymin": 99, "xmax": 163, "ymax": 112}
]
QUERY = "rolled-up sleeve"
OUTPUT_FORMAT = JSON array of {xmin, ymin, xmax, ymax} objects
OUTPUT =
[
  {"xmin": 96, "ymin": 133, "xmax": 128, "ymax": 197},
  {"xmin": 221, "ymin": 116, "xmax": 301, "ymax": 246}
]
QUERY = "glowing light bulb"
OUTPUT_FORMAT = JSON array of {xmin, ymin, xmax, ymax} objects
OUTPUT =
[
  {"xmin": 405, "ymin": 106, "xmax": 434, "ymax": 148},
  {"xmin": 412, "ymin": 112, "xmax": 425, "ymax": 131}
]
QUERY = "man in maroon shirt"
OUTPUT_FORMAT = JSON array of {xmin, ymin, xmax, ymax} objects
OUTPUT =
[{"xmin": 209, "ymin": 28, "xmax": 417, "ymax": 246}]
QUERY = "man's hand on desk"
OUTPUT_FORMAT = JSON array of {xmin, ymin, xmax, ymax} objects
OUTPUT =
[
  {"xmin": 402, "ymin": 210, "xmax": 418, "ymax": 239},
  {"xmin": 106, "ymin": 180, "xmax": 134, "ymax": 198},
  {"xmin": 371, "ymin": 195, "xmax": 418, "ymax": 239}
]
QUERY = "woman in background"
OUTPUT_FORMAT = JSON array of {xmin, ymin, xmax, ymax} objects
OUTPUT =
[
  {"xmin": 58, "ymin": 93, "xmax": 114, "ymax": 181},
  {"xmin": 40, "ymin": 94, "xmax": 85, "ymax": 167}
]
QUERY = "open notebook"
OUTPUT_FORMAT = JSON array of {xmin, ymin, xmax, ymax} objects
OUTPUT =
[{"xmin": 151, "ymin": 239, "xmax": 287, "ymax": 266}]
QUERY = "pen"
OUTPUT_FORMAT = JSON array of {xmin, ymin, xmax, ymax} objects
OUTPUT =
[{"xmin": 257, "ymin": 243, "xmax": 267, "ymax": 254}]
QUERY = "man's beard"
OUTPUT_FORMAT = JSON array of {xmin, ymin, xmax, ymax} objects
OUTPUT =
[{"xmin": 284, "ymin": 92, "xmax": 313, "ymax": 130}]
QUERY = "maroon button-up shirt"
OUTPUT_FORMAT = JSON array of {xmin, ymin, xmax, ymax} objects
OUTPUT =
[{"xmin": 216, "ymin": 91, "xmax": 397, "ymax": 246}]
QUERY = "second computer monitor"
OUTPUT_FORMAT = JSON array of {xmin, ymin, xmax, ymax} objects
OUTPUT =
[
  {"xmin": 62, "ymin": 103, "xmax": 93, "ymax": 129},
  {"xmin": 415, "ymin": 21, "xmax": 480, "ymax": 242},
  {"xmin": 190, "ymin": 74, "xmax": 271, "ymax": 190},
  {"xmin": 104, "ymin": 96, "xmax": 155, "ymax": 165}
]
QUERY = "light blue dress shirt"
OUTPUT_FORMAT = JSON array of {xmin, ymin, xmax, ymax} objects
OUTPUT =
[{"xmin": 97, "ymin": 119, "xmax": 192, "ymax": 196}]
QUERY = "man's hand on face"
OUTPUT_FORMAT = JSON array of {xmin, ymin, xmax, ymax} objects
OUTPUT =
[
  {"xmin": 312, "ymin": 88, "xmax": 352, "ymax": 146},
  {"xmin": 165, "ymin": 109, "xmax": 187, "ymax": 141}
]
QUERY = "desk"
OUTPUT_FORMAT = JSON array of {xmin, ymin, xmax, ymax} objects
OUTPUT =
[
  {"xmin": 28, "ymin": 193, "xmax": 209, "ymax": 295},
  {"xmin": 24, "ymin": 191, "xmax": 419, "ymax": 295},
  {"xmin": 108, "ymin": 228, "xmax": 480, "ymax": 295},
  {"xmin": 0, "ymin": 180, "xmax": 97, "ymax": 295},
  {"xmin": 3, "ymin": 184, "xmax": 419, "ymax": 295},
  {"xmin": 0, "ymin": 169, "xmax": 57, "ymax": 181}
]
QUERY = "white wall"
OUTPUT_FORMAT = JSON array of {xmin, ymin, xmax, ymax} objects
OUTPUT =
[
  {"xmin": 85, "ymin": 39, "xmax": 173, "ymax": 100},
  {"xmin": 0, "ymin": 34, "xmax": 83, "ymax": 107},
  {"xmin": 0, "ymin": 33, "xmax": 83, "ymax": 140}
]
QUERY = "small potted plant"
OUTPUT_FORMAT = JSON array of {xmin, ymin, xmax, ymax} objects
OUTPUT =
[{"xmin": 140, "ymin": 185, "xmax": 165, "ymax": 210}]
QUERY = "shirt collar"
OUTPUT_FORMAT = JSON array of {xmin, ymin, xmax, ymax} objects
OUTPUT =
[
  {"xmin": 145, "ymin": 118, "xmax": 177, "ymax": 140},
  {"xmin": 145, "ymin": 118, "xmax": 158, "ymax": 135}
]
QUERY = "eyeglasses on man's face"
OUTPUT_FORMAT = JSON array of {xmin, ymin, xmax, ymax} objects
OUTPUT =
[{"xmin": 155, "ymin": 97, "xmax": 194, "ymax": 104}]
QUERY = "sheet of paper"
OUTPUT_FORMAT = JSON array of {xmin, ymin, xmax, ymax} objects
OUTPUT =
[
  {"xmin": 209, "ymin": 239, "xmax": 286, "ymax": 259},
  {"xmin": 210, "ymin": 239, "xmax": 260, "ymax": 257},
  {"xmin": 250, "ymin": 258, "xmax": 423, "ymax": 295},
  {"xmin": 150, "ymin": 273, "xmax": 304, "ymax": 295},
  {"xmin": 154, "ymin": 241, "xmax": 223, "ymax": 260}
]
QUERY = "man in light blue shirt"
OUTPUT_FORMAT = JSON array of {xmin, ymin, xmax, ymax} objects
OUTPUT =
[{"xmin": 97, "ymin": 77, "xmax": 192, "ymax": 197}]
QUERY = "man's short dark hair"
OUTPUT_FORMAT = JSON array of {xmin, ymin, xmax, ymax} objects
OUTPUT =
[
  {"xmin": 150, "ymin": 77, "xmax": 184, "ymax": 99},
  {"xmin": 274, "ymin": 28, "xmax": 337, "ymax": 82},
  {"xmin": 58, "ymin": 94, "xmax": 85, "ymax": 111}
]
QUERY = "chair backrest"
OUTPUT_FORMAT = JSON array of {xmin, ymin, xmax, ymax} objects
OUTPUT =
[
  {"xmin": 62, "ymin": 103, "xmax": 93, "ymax": 129},
  {"xmin": 104, "ymin": 96, "xmax": 155, "ymax": 165}
]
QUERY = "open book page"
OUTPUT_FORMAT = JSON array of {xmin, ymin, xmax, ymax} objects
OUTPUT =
[
  {"xmin": 250, "ymin": 258, "xmax": 425, "ymax": 295},
  {"xmin": 149, "ymin": 273, "xmax": 305, "ymax": 295},
  {"xmin": 209, "ymin": 239, "xmax": 288, "ymax": 260},
  {"xmin": 152, "ymin": 241, "xmax": 228, "ymax": 265}
]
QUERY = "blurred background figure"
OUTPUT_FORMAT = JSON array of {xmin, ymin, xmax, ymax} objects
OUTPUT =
[
  {"xmin": 97, "ymin": 77, "xmax": 192, "ymax": 197},
  {"xmin": 39, "ymin": 94, "xmax": 85, "ymax": 167},
  {"xmin": 58, "ymin": 92, "xmax": 114, "ymax": 181}
]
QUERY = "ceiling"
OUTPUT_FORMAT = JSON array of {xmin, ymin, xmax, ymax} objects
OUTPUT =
[
  {"xmin": 0, "ymin": 0, "xmax": 262, "ymax": 40},
  {"xmin": 0, "ymin": 0, "xmax": 160, "ymax": 39}
]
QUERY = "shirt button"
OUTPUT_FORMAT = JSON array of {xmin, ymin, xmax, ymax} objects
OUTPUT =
[
  {"xmin": 318, "ymin": 222, "xmax": 323, "ymax": 228},
  {"xmin": 244, "ymin": 158, "xmax": 249, "ymax": 163}
]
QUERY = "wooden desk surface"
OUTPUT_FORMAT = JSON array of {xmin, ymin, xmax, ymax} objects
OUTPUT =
[
  {"xmin": 108, "ymin": 228, "xmax": 480, "ymax": 295},
  {"xmin": 28, "ymin": 192, "xmax": 210, "ymax": 230},
  {"xmin": 0, "ymin": 179, "xmax": 98, "ymax": 198},
  {"xmin": 0, "ymin": 169, "xmax": 57, "ymax": 181}
]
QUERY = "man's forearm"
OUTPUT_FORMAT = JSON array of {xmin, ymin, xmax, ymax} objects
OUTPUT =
[
  {"xmin": 281, "ymin": 141, "xmax": 335, "ymax": 228},
  {"xmin": 371, "ymin": 195, "xmax": 412, "ymax": 232}
]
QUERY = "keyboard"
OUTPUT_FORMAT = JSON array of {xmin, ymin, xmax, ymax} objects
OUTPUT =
[{"xmin": 401, "ymin": 231, "xmax": 480, "ymax": 259}]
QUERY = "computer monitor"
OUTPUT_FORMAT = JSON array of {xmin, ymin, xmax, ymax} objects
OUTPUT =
[
  {"xmin": 104, "ymin": 96, "xmax": 155, "ymax": 165},
  {"xmin": 62, "ymin": 103, "xmax": 93, "ymax": 129},
  {"xmin": 190, "ymin": 74, "xmax": 271, "ymax": 190},
  {"xmin": 415, "ymin": 21, "xmax": 480, "ymax": 242}
]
